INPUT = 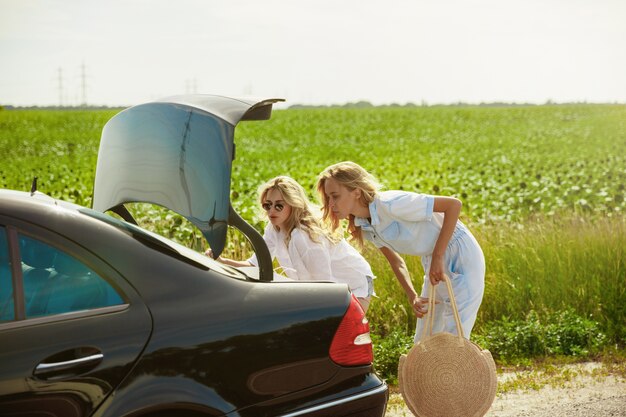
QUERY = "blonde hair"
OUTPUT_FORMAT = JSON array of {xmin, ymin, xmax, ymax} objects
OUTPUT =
[
  {"xmin": 316, "ymin": 161, "xmax": 381, "ymax": 246},
  {"xmin": 259, "ymin": 176, "xmax": 340, "ymax": 246}
]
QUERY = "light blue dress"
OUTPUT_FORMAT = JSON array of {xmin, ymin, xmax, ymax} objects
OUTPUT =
[{"xmin": 354, "ymin": 190, "xmax": 485, "ymax": 342}]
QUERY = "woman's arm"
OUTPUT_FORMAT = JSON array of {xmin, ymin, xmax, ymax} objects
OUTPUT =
[
  {"xmin": 204, "ymin": 249, "xmax": 254, "ymax": 267},
  {"xmin": 379, "ymin": 246, "xmax": 427, "ymax": 318},
  {"xmin": 429, "ymin": 196, "xmax": 462, "ymax": 284},
  {"xmin": 219, "ymin": 257, "xmax": 255, "ymax": 268}
]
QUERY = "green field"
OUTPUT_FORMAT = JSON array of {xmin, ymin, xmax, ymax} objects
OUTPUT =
[
  {"xmin": 1, "ymin": 105, "xmax": 625, "ymax": 374},
  {"xmin": 3, "ymin": 105, "xmax": 625, "ymax": 222}
]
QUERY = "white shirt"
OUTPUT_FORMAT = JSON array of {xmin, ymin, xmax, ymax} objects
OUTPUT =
[
  {"xmin": 248, "ymin": 224, "xmax": 373, "ymax": 298},
  {"xmin": 355, "ymin": 190, "xmax": 465, "ymax": 256}
]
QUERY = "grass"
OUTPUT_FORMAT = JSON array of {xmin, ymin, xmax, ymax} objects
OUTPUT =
[
  {"xmin": 476, "ymin": 216, "xmax": 625, "ymax": 340},
  {"xmin": 367, "ymin": 215, "xmax": 625, "ymax": 342}
]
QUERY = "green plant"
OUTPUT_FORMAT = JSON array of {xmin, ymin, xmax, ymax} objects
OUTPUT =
[
  {"xmin": 371, "ymin": 327, "xmax": 414, "ymax": 384},
  {"xmin": 544, "ymin": 309, "xmax": 607, "ymax": 356},
  {"xmin": 472, "ymin": 308, "xmax": 608, "ymax": 363}
]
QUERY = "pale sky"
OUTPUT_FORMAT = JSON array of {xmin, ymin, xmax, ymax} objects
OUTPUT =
[{"xmin": 1, "ymin": 0, "xmax": 625, "ymax": 108}]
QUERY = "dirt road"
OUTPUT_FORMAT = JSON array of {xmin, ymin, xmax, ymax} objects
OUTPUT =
[{"xmin": 385, "ymin": 362, "xmax": 626, "ymax": 417}]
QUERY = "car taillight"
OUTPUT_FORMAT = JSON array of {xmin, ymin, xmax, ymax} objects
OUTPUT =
[{"xmin": 329, "ymin": 294, "xmax": 373, "ymax": 366}]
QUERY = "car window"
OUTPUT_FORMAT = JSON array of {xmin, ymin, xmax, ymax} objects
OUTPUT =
[
  {"xmin": 19, "ymin": 235, "xmax": 124, "ymax": 319},
  {"xmin": 79, "ymin": 208, "xmax": 249, "ymax": 280},
  {"xmin": 0, "ymin": 226, "xmax": 14, "ymax": 321}
]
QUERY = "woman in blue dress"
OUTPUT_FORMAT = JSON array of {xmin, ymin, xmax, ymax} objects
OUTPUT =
[{"xmin": 317, "ymin": 161, "xmax": 485, "ymax": 342}]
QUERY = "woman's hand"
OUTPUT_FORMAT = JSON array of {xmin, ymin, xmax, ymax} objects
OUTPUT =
[
  {"xmin": 410, "ymin": 295, "xmax": 430, "ymax": 318},
  {"xmin": 430, "ymin": 196, "xmax": 460, "ymax": 285},
  {"xmin": 428, "ymin": 254, "xmax": 446, "ymax": 285},
  {"xmin": 410, "ymin": 295, "xmax": 440, "ymax": 318},
  {"xmin": 204, "ymin": 249, "xmax": 223, "ymax": 262}
]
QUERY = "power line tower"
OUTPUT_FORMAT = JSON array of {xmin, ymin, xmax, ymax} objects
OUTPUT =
[
  {"xmin": 57, "ymin": 67, "xmax": 64, "ymax": 107},
  {"xmin": 80, "ymin": 62, "xmax": 88, "ymax": 106}
]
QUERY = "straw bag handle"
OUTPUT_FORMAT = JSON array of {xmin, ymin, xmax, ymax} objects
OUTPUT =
[{"xmin": 420, "ymin": 274, "xmax": 465, "ymax": 342}]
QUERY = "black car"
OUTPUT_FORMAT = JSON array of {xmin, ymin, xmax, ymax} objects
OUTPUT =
[{"xmin": 0, "ymin": 95, "xmax": 388, "ymax": 417}]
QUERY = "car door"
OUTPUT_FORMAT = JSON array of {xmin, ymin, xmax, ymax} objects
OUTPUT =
[{"xmin": 0, "ymin": 222, "xmax": 152, "ymax": 417}]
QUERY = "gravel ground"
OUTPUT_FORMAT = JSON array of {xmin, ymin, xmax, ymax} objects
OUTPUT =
[{"xmin": 385, "ymin": 362, "xmax": 626, "ymax": 417}]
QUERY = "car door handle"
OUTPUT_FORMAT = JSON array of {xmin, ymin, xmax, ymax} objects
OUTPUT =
[{"xmin": 34, "ymin": 352, "xmax": 104, "ymax": 376}]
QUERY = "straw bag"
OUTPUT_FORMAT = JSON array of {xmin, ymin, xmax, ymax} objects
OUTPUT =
[{"xmin": 398, "ymin": 275, "xmax": 497, "ymax": 417}]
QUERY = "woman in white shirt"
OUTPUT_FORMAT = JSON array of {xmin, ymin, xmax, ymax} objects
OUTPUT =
[
  {"xmin": 317, "ymin": 161, "xmax": 485, "ymax": 342},
  {"xmin": 213, "ymin": 176, "xmax": 375, "ymax": 312}
]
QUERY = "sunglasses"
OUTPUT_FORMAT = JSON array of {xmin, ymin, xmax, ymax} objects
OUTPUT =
[{"xmin": 262, "ymin": 202, "xmax": 285, "ymax": 212}]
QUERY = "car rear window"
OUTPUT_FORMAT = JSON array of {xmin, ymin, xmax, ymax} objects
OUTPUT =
[{"xmin": 79, "ymin": 208, "xmax": 248, "ymax": 280}]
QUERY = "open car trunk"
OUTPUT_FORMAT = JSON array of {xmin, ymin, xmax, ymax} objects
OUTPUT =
[{"xmin": 92, "ymin": 94, "xmax": 284, "ymax": 281}]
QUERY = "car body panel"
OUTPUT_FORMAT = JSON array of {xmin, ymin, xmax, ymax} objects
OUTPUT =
[{"xmin": 0, "ymin": 190, "xmax": 387, "ymax": 416}]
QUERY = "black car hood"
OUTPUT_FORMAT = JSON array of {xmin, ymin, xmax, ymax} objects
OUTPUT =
[{"xmin": 93, "ymin": 94, "xmax": 283, "ymax": 256}]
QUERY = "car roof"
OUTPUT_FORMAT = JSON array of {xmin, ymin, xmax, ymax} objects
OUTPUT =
[
  {"xmin": 0, "ymin": 189, "xmax": 80, "ymax": 214},
  {"xmin": 92, "ymin": 94, "xmax": 284, "ymax": 256}
]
